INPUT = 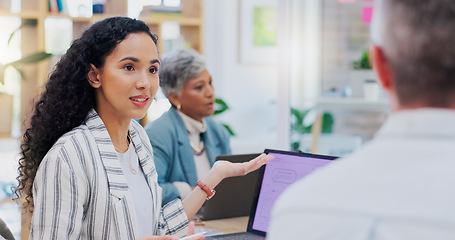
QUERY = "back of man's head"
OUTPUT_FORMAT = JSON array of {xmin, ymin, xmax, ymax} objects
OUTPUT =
[{"xmin": 371, "ymin": 0, "xmax": 455, "ymax": 107}]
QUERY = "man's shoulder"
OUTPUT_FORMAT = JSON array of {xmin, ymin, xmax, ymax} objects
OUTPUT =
[{"xmin": 275, "ymin": 145, "xmax": 381, "ymax": 209}]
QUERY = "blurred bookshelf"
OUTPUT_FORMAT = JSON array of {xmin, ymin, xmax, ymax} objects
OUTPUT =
[
  {"xmin": 0, "ymin": 0, "xmax": 203, "ymax": 138},
  {"xmin": 0, "ymin": 0, "xmax": 203, "ymax": 238}
]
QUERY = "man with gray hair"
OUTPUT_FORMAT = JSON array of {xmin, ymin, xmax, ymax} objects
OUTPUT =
[{"xmin": 268, "ymin": 0, "xmax": 455, "ymax": 239}]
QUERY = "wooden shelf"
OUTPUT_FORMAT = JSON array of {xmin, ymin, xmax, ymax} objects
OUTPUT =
[
  {"xmin": 140, "ymin": 15, "xmax": 203, "ymax": 26},
  {"xmin": 0, "ymin": 1, "xmax": 204, "ymax": 238},
  {"xmin": 39, "ymin": 14, "xmax": 204, "ymax": 26},
  {"xmin": 0, "ymin": 133, "xmax": 14, "ymax": 139},
  {"xmin": 313, "ymin": 97, "xmax": 390, "ymax": 111},
  {"xmin": 0, "ymin": 197, "xmax": 14, "ymax": 205},
  {"xmin": 0, "ymin": 9, "xmax": 39, "ymax": 18}
]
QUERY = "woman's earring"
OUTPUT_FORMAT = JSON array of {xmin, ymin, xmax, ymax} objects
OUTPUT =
[{"xmin": 177, "ymin": 104, "xmax": 181, "ymax": 110}]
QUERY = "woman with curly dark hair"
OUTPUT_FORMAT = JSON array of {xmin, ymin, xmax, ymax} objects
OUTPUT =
[{"xmin": 16, "ymin": 17, "xmax": 272, "ymax": 240}]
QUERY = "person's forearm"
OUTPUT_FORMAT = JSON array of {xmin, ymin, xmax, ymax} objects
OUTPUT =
[
  {"xmin": 181, "ymin": 154, "xmax": 273, "ymax": 220},
  {"xmin": 181, "ymin": 167, "xmax": 225, "ymax": 220}
]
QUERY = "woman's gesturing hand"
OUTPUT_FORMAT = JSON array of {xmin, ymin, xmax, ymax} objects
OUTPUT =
[
  {"xmin": 181, "ymin": 153, "xmax": 274, "ymax": 220},
  {"xmin": 212, "ymin": 153, "xmax": 274, "ymax": 179}
]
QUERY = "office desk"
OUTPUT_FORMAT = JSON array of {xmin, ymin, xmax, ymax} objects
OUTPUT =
[{"xmin": 197, "ymin": 216, "xmax": 248, "ymax": 234}]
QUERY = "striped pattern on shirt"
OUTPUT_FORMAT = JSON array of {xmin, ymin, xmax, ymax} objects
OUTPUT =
[{"xmin": 30, "ymin": 109, "xmax": 189, "ymax": 239}]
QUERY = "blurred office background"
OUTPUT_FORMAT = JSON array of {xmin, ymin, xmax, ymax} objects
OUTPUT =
[{"xmin": 0, "ymin": 0, "xmax": 386, "ymax": 238}]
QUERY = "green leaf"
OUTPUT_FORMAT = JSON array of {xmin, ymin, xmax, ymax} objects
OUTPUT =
[
  {"xmin": 222, "ymin": 123, "xmax": 235, "ymax": 136},
  {"xmin": 352, "ymin": 49, "xmax": 371, "ymax": 69},
  {"xmin": 321, "ymin": 112, "xmax": 334, "ymax": 133},
  {"xmin": 11, "ymin": 66, "xmax": 26, "ymax": 80},
  {"xmin": 6, "ymin": 52, "xmax": 52, "ymax": 67},
  {"xmin": 291, "ymin": 141, "xmax": 300, "ymax": 151},
  {"xmin": 214, "ymin": 98, "xmax": 229, "ymax": 115},
  {"xmin": 291, "ymin": 107, "xmax": 314, "ymax": 134},
  {"xmin": 290, "ymin": 107, "xmax": 334, "ymax": 134},
  {"xmin": 0, "ymin": 65, "xmax": 5, "ymax": 85},
  {"xmin": 7, "ymin": 19, "xmax": 38, "ymax": 46},
  {"xmin": 1, "ymin": 52, "xmax": 52, "ymax": 83},
  {"xmin": 0, "ymin": 65, "xmax": 26, "ymax": 84},
  {"xmin": 291, "ymin": 107, "xmax": 304, "ymax": 124},
  {"xmin": 211, "ymin": 98, "xmax": 235, "ymax": 135}
]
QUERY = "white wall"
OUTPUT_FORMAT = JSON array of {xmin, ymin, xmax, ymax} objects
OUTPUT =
[
  {"xmin": 286, "ymin": 0, "xmax": 323, "ymax": 114},
  {"xmin": 203, "ymin": 0, "xmax": 286, "ymax": 154}
]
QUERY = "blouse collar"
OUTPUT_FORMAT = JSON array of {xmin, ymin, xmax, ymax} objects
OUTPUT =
[{"xmin": 177, "ymin": 110, "xmax": 207, "ymax": 136}]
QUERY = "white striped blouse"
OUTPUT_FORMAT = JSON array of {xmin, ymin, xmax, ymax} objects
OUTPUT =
[{"xmin": 30, "ymin": 109, "xmax": 189, "ymax": 239}]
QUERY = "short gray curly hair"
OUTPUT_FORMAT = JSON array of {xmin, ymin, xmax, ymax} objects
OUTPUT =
[{"xmin": 159, "ymin": 49, "xmax": 206, "ymax": 98}]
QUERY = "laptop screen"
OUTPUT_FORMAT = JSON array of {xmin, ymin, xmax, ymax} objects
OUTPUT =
[{"xmin": 247, "ymin": 149, "xmax": 337, "ymax": 235}]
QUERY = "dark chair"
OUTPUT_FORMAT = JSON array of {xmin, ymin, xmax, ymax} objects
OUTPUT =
[{"xmin": 0, "ymin": 217, "xmax": 15, "ymax": 240}]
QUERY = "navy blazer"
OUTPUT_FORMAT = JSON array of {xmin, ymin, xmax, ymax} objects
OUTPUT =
[{"xmin": 145, "ymin": 107, "xmax": 231, "ymax": 205}]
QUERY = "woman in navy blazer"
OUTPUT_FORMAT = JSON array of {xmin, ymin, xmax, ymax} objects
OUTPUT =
[{"xmin": 145, "ymin": 50, "xmax": 231, "ymax": 205}]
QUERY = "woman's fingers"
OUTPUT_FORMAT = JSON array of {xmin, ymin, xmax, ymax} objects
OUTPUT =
[
  {"xmin": 256, "ymin": 154, "xmax": 273, "ymax": 168},
  {"xmin": 188, "ymin": 221, "xmax": 195, "ymax": 235},
  {"xmin": 245, "ymin": 153, "xmax": 274, "ymax": 174},
  {"xmin": 237, "ymin": 153, "xmax": 274, "ymax": 176},
  {"xmin": 212, "ymin": 154, "xmax": 274, "ymax": 179}
]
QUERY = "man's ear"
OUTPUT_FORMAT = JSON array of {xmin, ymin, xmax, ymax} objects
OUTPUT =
[
  {"xmin": 369, "ymin": 44, "xmax": 393, "ymax": 91},
  {"xmin": 87, "ymin": 64, "xmax": 101, "ymax": 88}
]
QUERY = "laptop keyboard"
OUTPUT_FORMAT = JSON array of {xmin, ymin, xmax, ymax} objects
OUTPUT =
[{"xmin": 206, "ymin": 233, "xmax": 265, "ymax": 240}]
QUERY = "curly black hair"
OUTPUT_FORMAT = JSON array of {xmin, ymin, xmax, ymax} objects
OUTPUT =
[{"xmin": 16, "ymin": 17, "xmax": 158, "ymax": 209}]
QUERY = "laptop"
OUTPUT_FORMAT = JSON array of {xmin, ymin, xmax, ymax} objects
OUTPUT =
[
  {"xmin": 205, "ymin": 149, "xmax": 338, "ymax": 239},
  {"xmin": 196, "ymin": 153, "xmax": 262, "ymax": 220}
]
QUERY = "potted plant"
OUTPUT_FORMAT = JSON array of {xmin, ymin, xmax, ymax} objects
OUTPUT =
[
  {"xmin": 0, "ymin": 19, "xmax": 52, "ymax": 136},
  {"xmin": 290, "ymin": 107, "xmax": 334, "ymax": 151},
  {"xmin": 352, "ymin": 49, "xmax": 371, "ymax": 70},
  {"xmin": 350, "ymin": 49, "xmax": 377, "ymax": 98},
  {"xmin": 213, "ymin": 98, "xmax": 235, "ymax": 136}
]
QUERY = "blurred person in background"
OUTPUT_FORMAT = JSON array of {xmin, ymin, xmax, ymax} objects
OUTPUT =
[{"xmin": 145, "ymin": 49, "xmax": 231, "ymax": 205}]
